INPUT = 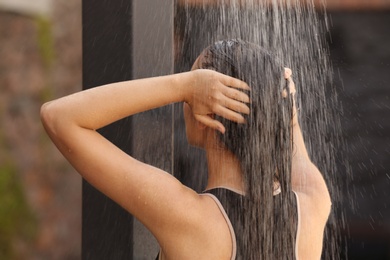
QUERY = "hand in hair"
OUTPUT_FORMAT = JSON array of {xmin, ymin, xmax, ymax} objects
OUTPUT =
[{"xmin": 183, "ymin": 69, "xmax": 250, "ymax": 133}]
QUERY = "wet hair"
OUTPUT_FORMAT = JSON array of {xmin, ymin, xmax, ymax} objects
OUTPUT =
[{"xmin": 199, "ymin": 39, "xmax": 296, "ymax": 259}]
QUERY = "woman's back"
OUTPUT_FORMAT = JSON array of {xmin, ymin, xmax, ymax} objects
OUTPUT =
[
  {"xmin": 201, "ymin": 188, "xmax": 298, "ymax": 259},
  {"xmin": 155, "ymin": 179, "xmax": 329, "ymax": 260}
]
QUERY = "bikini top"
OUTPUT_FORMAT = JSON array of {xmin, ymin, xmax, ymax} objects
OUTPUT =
[
  {"xmin": 201, "ymin": 187, "xmax": 300, "ymax": 260},
  {"xmin": 156, "ymin": 187, "xmax": 299, "ymax": 260}
]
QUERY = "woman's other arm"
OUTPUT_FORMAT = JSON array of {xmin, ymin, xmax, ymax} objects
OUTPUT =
[{"xmin": 286, "ymin": 67, "xmax": 331, "ymax": 218}]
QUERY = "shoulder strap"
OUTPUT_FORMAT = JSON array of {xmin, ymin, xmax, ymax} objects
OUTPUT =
[{"xmin": 200, "ymin": 192, "xmax": 237, "ymax": 260}]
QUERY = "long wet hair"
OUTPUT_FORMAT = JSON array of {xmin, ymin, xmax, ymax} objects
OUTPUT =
[{"xmin": 199, "ymin": 39, "xmax": 296, "ymax": 259}]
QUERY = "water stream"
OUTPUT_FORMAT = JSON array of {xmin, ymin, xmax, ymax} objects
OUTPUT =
[{"xmin": 173, "ymin": 0, "xmax": 347, "ymax": 259}]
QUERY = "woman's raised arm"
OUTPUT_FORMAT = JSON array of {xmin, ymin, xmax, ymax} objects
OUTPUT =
[
  {"xmin": 41, "ymin": 69, "xmax": 249, "ymax": 133},
  {"xmin": 40, "ymin": 69, "xmax": 249, "ymax": 245}
]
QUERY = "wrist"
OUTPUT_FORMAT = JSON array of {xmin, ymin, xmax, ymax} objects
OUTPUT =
[{"xmin": 174, "ymin": 71, "xmax": 194, "ymax": 104}]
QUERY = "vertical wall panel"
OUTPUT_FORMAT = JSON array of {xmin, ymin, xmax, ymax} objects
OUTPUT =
[
  {"xmin": 82, "ymin": 0, "xmax": 173, "ymax": 259},
  {"xmin": 131, "ymin": 1, "xmax": 174, "ymax": 259}
]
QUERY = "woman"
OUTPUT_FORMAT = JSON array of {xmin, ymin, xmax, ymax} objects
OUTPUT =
[{"xmin": 41, "ymin": 39, "xmax": 331, "ymax": 259}]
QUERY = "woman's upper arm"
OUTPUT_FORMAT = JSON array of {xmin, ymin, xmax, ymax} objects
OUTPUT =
[
  {"xmin": 291, "ymin": 123, "xmax": 331, "ymax": 214},
  {"xmin": 41, "ymin": 105, "xmax": 202, "ymax": 240}
]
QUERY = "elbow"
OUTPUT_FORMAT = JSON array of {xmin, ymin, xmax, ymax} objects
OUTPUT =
[
  {"xmin": 40, "ymin": 102, "xmax": 54, "ymax": 132},
  {"xmin": 40, "ymin": 101, "xmax": 63, "ymax": 137}
]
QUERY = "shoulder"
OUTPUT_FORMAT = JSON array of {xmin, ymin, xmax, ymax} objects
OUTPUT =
[
  {"xmin": 157, "ymin": 192, "xmax": 233, "ymax": 259},
  {"xmin": 292, "ymin": 159, "xmax": 331, "ymax": 218}
]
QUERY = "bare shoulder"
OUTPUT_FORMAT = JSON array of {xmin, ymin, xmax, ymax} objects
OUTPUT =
[{"xmin": 157, "ymin": 192, "xmax": 233, "ymax": 259}]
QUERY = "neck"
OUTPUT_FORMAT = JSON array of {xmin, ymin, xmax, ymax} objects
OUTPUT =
[{"xmin": 205, "ymin": 143, "xmax": 245, "ymax": 193}]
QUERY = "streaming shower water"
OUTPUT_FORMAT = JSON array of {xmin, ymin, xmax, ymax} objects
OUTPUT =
[{"xmin": 173, "ymin": 0, "xmax": 348, "ymax": 259}]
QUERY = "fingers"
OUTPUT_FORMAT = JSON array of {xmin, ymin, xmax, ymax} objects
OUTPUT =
[
  {"xmin": 220, "ymin": 73, "xmax": 250, "ymax": 91},
  {"xmin": 284, "ymin": 68, "xmax": 292, "ymax": 79},
  {"xmin": 223, "ymin": 97, "xmax": 250, "ymax": 115},
  {"xmin": 194, "ymin": 114, "xmax": 226, "ymax": 134},
  {"xmin": 218, "ymin": 81, "xmax": 250, "ymax": 115},
  {"xmin": 222, "ymin": 85, "xmax": 250, "ymax": 103},
  {"xmin": 213, "ymin": 104, "xmax": 247, "ymax": 124},
  {"xmin": 191, "ymin": 70, "xmax": 251, "ymax": 132},
  {"xmin": 194, "ymin": 105, "xmax": 247, "ymax": 134},
  {"xmin": 283, "ymin": 67, "xmax": 296, "ymax": 99},
  {"xmin": 211, "ymin": 81, "xmax": 250, "ymax": 123},
  {"xmin": 207, "ymin": 83, "xmax": 249, "ymax": 119}
]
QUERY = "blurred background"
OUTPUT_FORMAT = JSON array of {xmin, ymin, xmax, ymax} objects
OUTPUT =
[
  {"xmin": 0, "ymin": 0, "xmax": 389, "ymax": 259},
  {"xmin": 0, "ymin": 0, "xmax": 82, "ymax": 259}
]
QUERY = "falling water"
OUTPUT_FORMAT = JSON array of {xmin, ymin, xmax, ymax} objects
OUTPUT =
[{"xmin": 174, "ymin": 0, "xmax": 347, "ymax": 259}]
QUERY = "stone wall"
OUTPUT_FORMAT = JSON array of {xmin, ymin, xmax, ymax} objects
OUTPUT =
[{"xmin": 0, "ymin": 0, "xmax": 82, "ymax": 259}]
